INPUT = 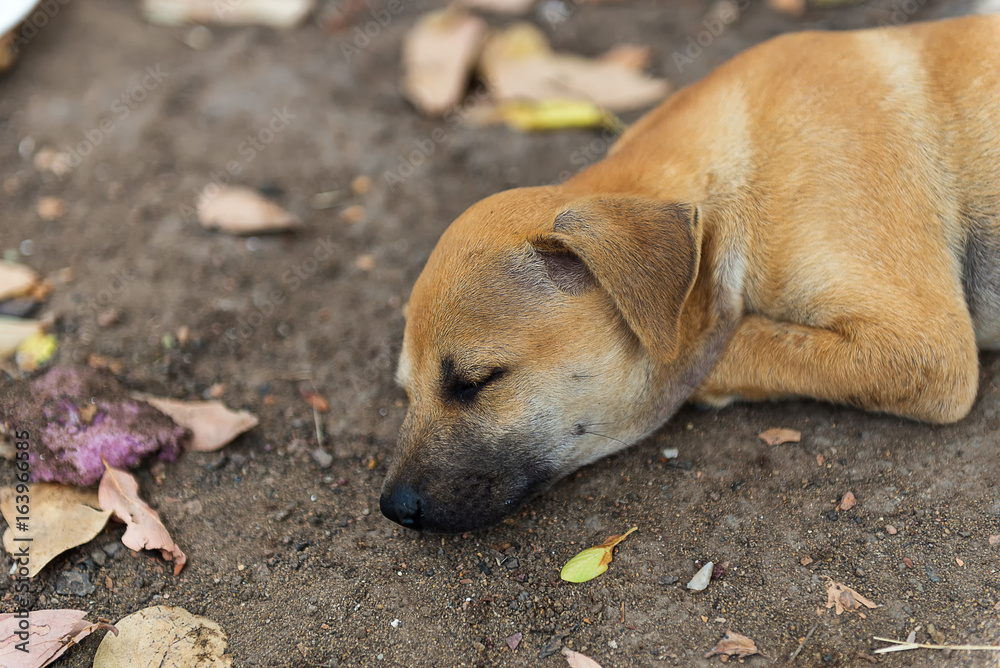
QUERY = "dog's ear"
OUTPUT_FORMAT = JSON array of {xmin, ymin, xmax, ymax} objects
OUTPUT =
[{"xmin": 531, "ymin": 197, "xmax": 701, "ymax": 364}]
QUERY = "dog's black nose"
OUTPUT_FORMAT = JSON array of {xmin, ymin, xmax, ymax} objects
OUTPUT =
[{"xmin": 380, "ymin": 483, "xmax": 424, "ymax": 530}]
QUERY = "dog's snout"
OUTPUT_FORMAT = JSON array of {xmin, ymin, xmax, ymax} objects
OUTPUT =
[{"xmin": 380, "ymin": 482, "xmax": 424, "ymax": 531}]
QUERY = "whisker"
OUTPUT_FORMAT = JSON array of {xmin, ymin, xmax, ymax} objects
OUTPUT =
[{"xmin": 582, "ymin": 430, "xmax": 629, "ymax": 447}]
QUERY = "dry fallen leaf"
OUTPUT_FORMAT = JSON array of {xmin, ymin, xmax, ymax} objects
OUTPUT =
[
  {"xmin": 0, "ymin": 484, "xmax": 112, "ymax": 577},
  {"xmin": 758, "ymin": 427, "xmax": 801, "ymax": 446},
  {"xmin": 142, "ymin": 0, "xmax": 313, "ymax": 27},
  {"xmin": 767, "ymin": 0, "xmax": 806, "ymax": 16},
  {"xmin": 402, "ymin": 10, "xmax": 487, "ymax": 116},
  {"xmin": 0, "ymin": 261, "xmax": 40, "ymax": 301},
  {"xmin": 0, "ymin": 33, "xmax": 16, "ymax": 74},
  {"xmin": 837, "ymin": 491, "xmax": 856, "ymax": 511},
  {"xmin": 93, "ymin": 606, "xmax": 232, "ymax": 667},
  {"xmin": 143, "ymin": 396, "xmax": 259, "ymax": 452},
  {"xmin": 800, "ymin": 556, "xmax": 813, "ymax": 566},
  {"xmin": 0, "ymin": 316, "xmax": 43, "ymax": 358},
  {"xmin": 560, "ymin": 526, "xmax": 637, "ymax": 582},
  {"xmin": 0, "ymin": 609, "xmax": 116, "ymax": 668},
  {"xmin": 562, "ymin": 647, "xmax": 604, "ymax": 667},
  {"xmin": 459, "ymin": 0, "xmax": 536, "ymax": 14},
  {"xmin": 480, "ymin": 23, "xmax": 670, "ymax": 112},
  {"xmin": 196, "ymin": 185, "xmax": 301, "ymax": 234},
  {"xmin": 300, "ymin": 389, "xmax": 329, "ymax": 412},
  {"xmin": 687, "ymin": 560, "xmax": 714, "ymax": 591},
  {"xmin": 825, "ymin": 578, "xmax": 877, "ymax": 615},
  {"xmin": 98, "ymin": 463, "xmax": 187, "ymax": 575},
  {"xmin": 599, "ymin": 44, "xmax": 652, "ymax": 71},
  {"xmin": 704, "ymin": 630, "xmax": 761, "ymax": 659}
]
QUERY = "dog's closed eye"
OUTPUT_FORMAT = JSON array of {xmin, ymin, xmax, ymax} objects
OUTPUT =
[{"xmin": 447, "ymin": 366, "xmax": 506, "ymax": 404}]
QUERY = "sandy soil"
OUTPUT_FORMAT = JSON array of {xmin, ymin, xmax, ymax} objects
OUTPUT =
[{"xmin": 1, "ymin": 0, "xmax": 999, "ymax": 666}]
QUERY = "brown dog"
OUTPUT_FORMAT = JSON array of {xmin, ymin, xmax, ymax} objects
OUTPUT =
[{"xmin": 380, "ymin": 14, "xmax": 1000, "ymax": 533}]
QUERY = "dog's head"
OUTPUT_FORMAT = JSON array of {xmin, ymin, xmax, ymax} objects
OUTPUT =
[{"xmin": 380, "ymin": 186, "xmax": 706, "ymax": 533}]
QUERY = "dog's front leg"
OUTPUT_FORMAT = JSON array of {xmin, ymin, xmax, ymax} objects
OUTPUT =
[{"xmin": 691, "ymin": 312, "xmax": 979, "ymax": 424}]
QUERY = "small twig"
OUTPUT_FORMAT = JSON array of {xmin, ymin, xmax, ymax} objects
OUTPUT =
[
  {"xmin": 309, "ymin": 380, "xmax": 324, "ymax": 448},
  {"xmin": 312, "ymin": 404, "xmax": 324, "ymax": 448},
  {"xmin": 621, "ymin": 601, "xmax": 625, "ymax": 624},
  {"xmin": 873, "ymin": 637, "xmax": 1000, "ymax": 654},
  {"xmin": 789, "ymin": 624, "xmax": 819, "ymax": 661}
]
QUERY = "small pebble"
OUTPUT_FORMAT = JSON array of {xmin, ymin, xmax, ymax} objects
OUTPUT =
[
  {"xmin": 311, "ymin": 448, "xmax": 333, "ymax": 469},
  {"xmin": 340, "ymin": 204, "xmax": 365, "ymax": 223},
  {"xmin": 662, "ymin": 448, "xmax": 679, "ymax": 459},
  {"xmin": 36, "ymin": 197, "xmax": 65, "ymax": 220},
  {"xmin": 181, "ymin": 25, "xmax": 213, "ymax": 49},
  {"xmin": 351, "ymin": 175, "xmax": 372, "ymax": 195},
  {"xmin": 687, "ymin": 561, "xmax": 713, "ymax": 591},
  {"xmin": 356, "ymin": 254, "xmax": 376, "ymax": 271},
  {"xmin": 886, "ymin": 525, "xmax": 897, "ymax": 535},
  {"xmin": 56, "ymin": 571, "xmax": 96, "ymax": 597}
]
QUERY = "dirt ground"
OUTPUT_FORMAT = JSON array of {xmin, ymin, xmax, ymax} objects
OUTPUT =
[{"xmin": 1, "ymin": 0, "xmax": 999, "ymax": 666}]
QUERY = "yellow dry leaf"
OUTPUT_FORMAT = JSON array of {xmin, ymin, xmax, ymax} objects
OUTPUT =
[
  {"xmin": 497, "ymin": 99, "xmax": 617, "ymax": 131},
  {"xmin": 560, "ymin": 526, "xmax": 637, "ymax": 583},
  {"xmin": 15, "ymin": 331, "xmax": 57, "ymax": 371}
]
